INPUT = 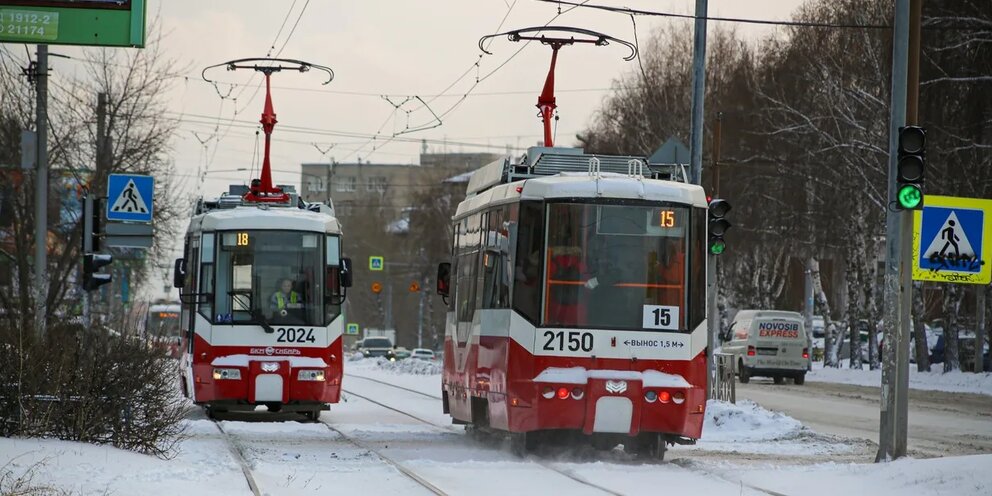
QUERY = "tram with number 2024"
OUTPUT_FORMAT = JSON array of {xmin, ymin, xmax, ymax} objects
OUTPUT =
[
  {"xmin": 175, "ymin": 57, "xmax": 352, "ymax": 420},
  {"xmin": 436, "ymin": 146, "xmax": 710, "ymax": 458}
]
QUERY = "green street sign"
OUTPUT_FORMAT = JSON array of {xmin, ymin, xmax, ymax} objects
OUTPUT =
[
  {"xmin": 345, "ymin": 323, "xmax": 360, "ymax": 335},
  {"xmin": 0, "ymin": 1, "xmax": 145, "ymax": 47}
]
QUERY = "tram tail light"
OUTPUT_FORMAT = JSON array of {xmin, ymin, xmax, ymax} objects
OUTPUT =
[
  {"xmin": 542, "ymin": 386, "xmax": 555, "ymax": 399},
  {"xmin": 747, "ymin": 346, "xmax": 756, "ymax": 356},
  {"xmin": 571, "ymin": 387, "xmax": 584, "ymax": 400},
  {"xmin": 644, "ymin": 391, "xmax": 657, "ymax": 403},
  {"xmin": 658, "ymin": 391, "xmax": 671, "ymax": 403},
  {"xmin": 556, "ymin": 387, "xmax": 570, "ymax": 400},
  {"xmin": 672, "ymin": 391, "xmax": 685, "ymax": 404},
  {"xmin": 802, "ymin": 348, "xmax": 809, "ymax": 359}
]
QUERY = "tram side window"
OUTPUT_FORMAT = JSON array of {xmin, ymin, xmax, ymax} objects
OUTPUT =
[
  {"xmin": 456, "ymin": 216, "xmax": 480, "ymax": 324},
  {"xmin": 512, "ymin": 201, "xmax": 544, "ymax": 324},
  {"xmin": 199, "ymin": 233, "xmax": 215, "ymax": 318},
  {"xmin": 688, "ymin": 208, "xmax": 706, "ymax": 332},
  {"xmin": 481, "ymin": 206, "xmax": 511, "ymax": 309}
]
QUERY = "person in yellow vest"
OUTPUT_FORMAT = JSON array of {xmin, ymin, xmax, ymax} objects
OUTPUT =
[{"xmin": 270, "ymin": 278, "xmax": 301, "ymax": 317}]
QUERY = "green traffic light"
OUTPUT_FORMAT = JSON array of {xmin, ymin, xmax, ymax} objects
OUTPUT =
[
  {"xmin": 897, "ymin": 184, "xmax": 923, "ymax": 209},
  {"xmin": 710, "ymin": 240, "xmax": 726, "ymax": 255}
]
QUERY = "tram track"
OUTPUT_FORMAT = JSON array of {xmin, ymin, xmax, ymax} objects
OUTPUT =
[
  {"xmin": 341, "ymin": 384, "xmax": 624, "ymax": 496},
  {"xmin": 343, "ymin": 375, "xmax": 795, "ymax": 496},
  {"xmin": 211, "ymin": 420, "xmax": 263, "ymax": 496}
]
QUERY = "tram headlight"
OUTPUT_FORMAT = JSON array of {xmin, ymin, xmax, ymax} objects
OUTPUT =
[
  {"xmin": 212, "ymin": 368, "xmax": 242, "ymax": 380},
  {"xmin": 297, "ymin": 369, "xmax": 326, "ymax": 382}
]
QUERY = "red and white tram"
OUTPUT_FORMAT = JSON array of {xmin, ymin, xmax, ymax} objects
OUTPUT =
[
  {"xmin": 176, "ymin": 57, "xmax": 351, "ymax": 420},
  {"xmin": 176, "ymin": 185, "xmax": 352, "ymax": 419},
  {"xmin": 437, "ymin": 148, "xmax": 709, "ymax": 457}
]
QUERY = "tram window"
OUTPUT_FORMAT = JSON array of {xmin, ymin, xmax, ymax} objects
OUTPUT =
[
  {"xmin": 324, "ymin": 235, "xmax": 343, "ymax": 322},
  {"xmin": 214, "ymin": 230, "xmax": 326, "ymax": 326},
  {"xmin": 543, "ymin": 202, "xmax": 690, "ymax": 331},
  {"xmin": 688, "ymin": 208, "xmax": 706, "ymax": 331},
  {"xmin": 512, "ymin": 201, "xmax": 544, "ymax": 324},
  {"xmin": 482, "ymin": 207, "xmax": 511, "ymax": 309}
]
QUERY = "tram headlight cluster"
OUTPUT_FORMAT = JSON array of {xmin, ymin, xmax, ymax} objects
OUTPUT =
[
  {"xmin": 212, "ymin": 368, "xmax": 241, "ymax": 380},
  {"xmin": 297, "ymin": 369, "xmax": 326, "ymax": 382}
]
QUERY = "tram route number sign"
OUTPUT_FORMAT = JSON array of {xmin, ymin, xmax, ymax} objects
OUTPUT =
[{"xmin": 642, "ymin": 305, "xmax": 680, "ymax": 330}]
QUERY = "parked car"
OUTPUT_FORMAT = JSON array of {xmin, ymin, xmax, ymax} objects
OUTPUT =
[{"xmin": 411, "ymin": 348, "xmax": 436, "ymax": 361}]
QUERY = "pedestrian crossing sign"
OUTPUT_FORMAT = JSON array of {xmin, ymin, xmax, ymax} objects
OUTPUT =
[
  {"xmin": 106, "ymin": 174, "xmax": 154, "ymax": 223},
  {"xmin": 912, "ymin": 195, "xmax": 991, "ymax": 284},
  {"xmin": 345, "ymin": 323, "xmax": 359, "ymax": 335},
  {"xmin": 369, "ymin": 256, "xmax": 384, "ymax": 271}
]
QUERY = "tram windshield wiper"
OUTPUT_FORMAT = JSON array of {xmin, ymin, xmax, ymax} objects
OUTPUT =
[{"xmin": 252, "ymin": 309, "xmax": 275, "ymax": 334}]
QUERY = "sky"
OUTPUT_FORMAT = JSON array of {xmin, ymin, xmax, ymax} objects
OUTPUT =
[{"xmin": 24, "ymin": 0, "xmax": 810, "ymax": 299}]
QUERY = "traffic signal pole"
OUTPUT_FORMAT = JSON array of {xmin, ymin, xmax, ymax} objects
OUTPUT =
[{"xmin": 878, "ymin": 0, "xmax": 912, "ymax": 462}]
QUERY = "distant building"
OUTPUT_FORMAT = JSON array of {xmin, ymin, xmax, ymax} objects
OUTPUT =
[{"xmin": 299, "ymin": 152, "xmax": 499, "ymax": 218}]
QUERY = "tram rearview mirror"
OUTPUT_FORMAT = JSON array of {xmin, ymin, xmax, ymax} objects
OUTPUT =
[
  {"xmin": 173, "ymin": 258, "xmax": 185, "ymax": 289},
  {"xmin": 437, "ymin": 262, "xmax": 451, "ymax": 297},
  {"xmin": 340, "ymin": 258, "xmax": 353, "ymax": 288}
]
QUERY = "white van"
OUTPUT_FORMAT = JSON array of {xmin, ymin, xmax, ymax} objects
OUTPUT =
[{"xmin": 722, "ymin": 310, "xmax": 809, "ymax": 385}]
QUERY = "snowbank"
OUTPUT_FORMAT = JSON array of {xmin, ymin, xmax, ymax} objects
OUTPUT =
[
  {"xmin": 349, "ymin": 356, "xmax": 442, "ymax": 375},
  {"xmin": 809, "ymin": 361, "xmax": 992, "ymax": 396},
  {"xmin": 702, "ymin": 399, "xmax": 805, "ymax": 443}
]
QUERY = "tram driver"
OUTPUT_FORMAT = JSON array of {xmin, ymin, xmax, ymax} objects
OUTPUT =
[{"xmin": 269, "ymin": 277, "xmax": 303, "ymax": 319}]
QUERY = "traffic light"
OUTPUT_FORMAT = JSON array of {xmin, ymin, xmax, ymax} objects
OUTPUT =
[
  {"xmin": 83, "ymin": 253, "xmax": 113, "ymax": 291},
  {"xmin": 896, "ymin": 126, "xmax": 926, "ymax": 210},
  {"xmin": 708, "ymin": 199, "xmax": 732, "ymax": 255}
]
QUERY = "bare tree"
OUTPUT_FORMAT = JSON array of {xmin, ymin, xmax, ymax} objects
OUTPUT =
[{"xmin": 0, "ymin": 27, "xmax": 185, "ymax": 327}]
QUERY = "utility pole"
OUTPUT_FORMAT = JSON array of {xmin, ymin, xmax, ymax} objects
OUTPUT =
[
  {"xmin": 688, "ymin": 0, "xmax": 708, "ymax": 186},
  {"xmin": 33, "ymin": 45, "xmax": 49, "ymax": 337},
  {"xmin": 977, "ymin": 286, "xmax": 987, "ymax": 373},
  {"xmin": 805, "ymin": 259, "xmax": 815, "ymax": 369},
  {"xmin": 878, "ymin": 0, "xmax": 913, "ymax": 463}
]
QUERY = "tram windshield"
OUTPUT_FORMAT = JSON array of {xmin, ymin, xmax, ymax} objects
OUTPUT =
[
  {"xmin": 210, "ymin": 230, "xmax": 343, "ymax": 327},
  {"xmin": 146, "ymin": 305, "xmax": 180, "ymax": 338},
  {"xmin": 542, "ymin": 203, "xmax": 691, "ymax": 331}
]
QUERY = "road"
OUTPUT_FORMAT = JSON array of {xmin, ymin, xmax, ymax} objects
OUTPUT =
[{"xmin": 737, "ymin": 378, "xmax": 992, "ymax": 457}]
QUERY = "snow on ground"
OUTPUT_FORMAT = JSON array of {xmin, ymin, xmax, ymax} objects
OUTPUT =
[
  {"xmin": 730, "ymin": 454, "xmax": 992, "ymax": 496},
  {"xmin": 348, "ymin": 355, "xmax": 443, "ymax": 375},
  {"xmin": 0, "ymin": 421, "xmax": 242, "ymax": 495},
  {"xmin": 2, "ymin": 360, "xmax": 990, "ymax": 495},
  {"xmin": 808, "ymin": 361, "xmax": 992, "ymax": 395}
]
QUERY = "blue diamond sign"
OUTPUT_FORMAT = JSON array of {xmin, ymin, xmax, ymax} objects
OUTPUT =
[
  {"xmin": 912, "ymin": 195, "xmax": 991, "ymax": 284},
  {"xmin": 107, "ymin": 174, "xmax": 154, "ymax": 223}
]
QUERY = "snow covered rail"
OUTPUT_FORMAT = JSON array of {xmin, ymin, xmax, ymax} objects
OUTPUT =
[
  {"xmin": 347, "ymin": 373, "xmax": 443, "ymax": 400},
  {"xmin": 341, "ymin": 385, "xmax": 624, "ymax": 495},
  {"xmin": 211, "ymin": 420, "xmax": 263, "ymax": 496},
  {"xmin": 320, "ymin": 421, "xmax": 449, "ymax": 495}
]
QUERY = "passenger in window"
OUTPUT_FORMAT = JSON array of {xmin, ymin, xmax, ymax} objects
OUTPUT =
[{"xmin": 270, "ymin": 278, "xmax": 302, "ymax": 318}]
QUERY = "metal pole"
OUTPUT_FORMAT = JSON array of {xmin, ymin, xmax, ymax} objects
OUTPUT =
[
  {"xmin": 713, "ymin": 112, "xmax": 722, "ymax": 196},
  {"xmin": 417, "ymin": 283, "xmax": 424, "ymax": 349},
  {"xmin": 706, "ymin": 252, "xmax": 718, "ymax": 399},
  {"xmin": 977, "ymin": 287, "xmax": 987, "ymax": 373},
  {"xmin": 894, "ymin": 0, "xmax": 923, "ymax": 459},
  {"xmin": 877, "ymin": 0, "xmax": 911, "ymax": 463},
  {"xmin": 82, "ymin": 196, "xmax": 93, "ymax": 328},
  {"xmin": 33, "ymin": 45, "xmax": 49, "ymax": 337},
  {"xmin": 805, "ymin": 259, "xmax": 814, "ymax": 369},
  {"xmin": 688, "ymin": 0, "xmax": 708, "ymax": 186}
]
